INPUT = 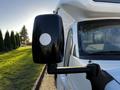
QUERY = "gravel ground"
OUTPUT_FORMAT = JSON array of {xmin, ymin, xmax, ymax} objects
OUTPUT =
[{"xmin": 39, "ymin": 71, "xmax": 56, "ymax": 90}]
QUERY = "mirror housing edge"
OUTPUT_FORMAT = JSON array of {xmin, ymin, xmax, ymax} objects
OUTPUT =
[{"xmin": 32, "ymin": 14, "xmax": 64, "ymax": 64}]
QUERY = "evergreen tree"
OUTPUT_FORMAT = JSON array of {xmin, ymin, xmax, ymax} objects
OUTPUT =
[
  {"xmin": 4, "ymin": 31, "xmax": 11, "ymax": 51},
  {"xmin": 15, "ymin": 33, "xmax": 21, "ymax": 47},
  {"xmin": 20, "ymin": 25, "xmax": 29, "ymax": 45},
  {"xmin": 0, "ymin": 30, "xmax": 4, "ymax": 52},
  {"xmin": 18, "ymin": 33, "xmax": 21, "ymax": 46},
  {"xmin": 10, "ymin": 31, "xmax": 16, "ymax": 49}
]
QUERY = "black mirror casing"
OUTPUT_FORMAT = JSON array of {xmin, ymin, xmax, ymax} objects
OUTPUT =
[{"xmin": 32, "ymin": 14, "xmax": 64, "ymax": 64}]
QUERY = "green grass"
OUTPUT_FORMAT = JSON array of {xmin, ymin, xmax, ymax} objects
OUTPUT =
[{"xmin": 0, "ymin": 46, "xmax": 44, "ymax": 90}]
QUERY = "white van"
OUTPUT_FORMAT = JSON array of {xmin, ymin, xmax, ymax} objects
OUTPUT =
[{"xmin": 32, "ymin": 0, "xmax": 120, "ymax": 90}]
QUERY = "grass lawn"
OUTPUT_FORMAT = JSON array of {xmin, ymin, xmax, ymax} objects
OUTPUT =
[{"xmin": 0, "ymin": 46, "xmax": 44, "ymax": 90}]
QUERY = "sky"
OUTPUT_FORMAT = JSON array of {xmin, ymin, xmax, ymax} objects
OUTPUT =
[{"xmin": 0, "ymin": 0, "xmax": 58, "ymax": 41}]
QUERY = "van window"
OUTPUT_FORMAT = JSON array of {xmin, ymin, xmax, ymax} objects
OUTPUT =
[
  {"xmin": 78, "ymin": 19, "xmax": 120, "ymax": 60},
  {"xmin": 64, "ymin": 29, "xmax": 73, "ymax": 66}
]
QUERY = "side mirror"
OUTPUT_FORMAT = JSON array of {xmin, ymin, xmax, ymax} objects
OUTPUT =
[
  {"xmin": 32, "ymin": 14, "xmax": 64, "ymax": 64},
  {"xmin": 32, "ymin": 14, "xmax": 100, "ymax": 77}
]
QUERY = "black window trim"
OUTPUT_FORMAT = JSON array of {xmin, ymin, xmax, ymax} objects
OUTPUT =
[{"xmin": 93, "ymin": 0, "xmax": 120, "ymax": 3}]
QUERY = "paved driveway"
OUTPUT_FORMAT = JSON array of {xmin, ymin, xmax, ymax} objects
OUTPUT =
[{"xmin": 39, "ymin": 71, "xmax": 56, "ymax": 90}]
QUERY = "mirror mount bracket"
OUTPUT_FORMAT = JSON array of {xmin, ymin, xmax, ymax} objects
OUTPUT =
[{"xmin": 47, "ymin": 64, "xmax": 100, "ymax": 76}]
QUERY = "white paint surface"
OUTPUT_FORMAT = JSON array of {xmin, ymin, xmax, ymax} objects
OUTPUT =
[{"xmin": 105, "ymin": 80, "xmax": 120, "ymax": 90}]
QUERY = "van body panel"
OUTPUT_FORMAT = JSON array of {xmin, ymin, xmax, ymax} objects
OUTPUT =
[{"xmin": 56, "ymin": 0, "xmax": 120, "ymax": 90}]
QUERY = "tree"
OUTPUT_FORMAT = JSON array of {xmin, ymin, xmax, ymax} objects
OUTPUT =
[
  {"xmin": 10, "ymin": 31, "xmax": 16, "ymax": 49},
  {"xmin": 15, "ymin": 33, "xmax": 21, "ymax": 47},
  {"xmin": 4, "ymin": 31, "xmax": 11, "ymax": 51},
  {"xmin": 0, "ymin": 30, "xmax": 4, "ymax": 52},
  {"xmin": 20, "ymin": 25, "xmax": 29, "ymax": 45}
]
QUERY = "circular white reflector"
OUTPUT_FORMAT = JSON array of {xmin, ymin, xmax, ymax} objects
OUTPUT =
[{"xmin": 39, "ymin": 33, "xmax": 51, "ymax": 46}]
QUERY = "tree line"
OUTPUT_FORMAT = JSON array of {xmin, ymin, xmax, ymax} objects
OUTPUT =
[
  {"xmin": 0, "ymin": 25, "xmax": 29, "ymax": 52},
  {"xmin": 0, "ymin": 30, "xmax": 20, "ymax": 52}
]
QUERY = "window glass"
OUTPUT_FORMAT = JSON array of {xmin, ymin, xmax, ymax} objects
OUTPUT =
[
  {"xmin": 64, "ymin": 29, "xmax": 73, "ymax": 66},
  {"xmin": 78, "ymin": 20, "xmax": 120, "ymax": 55}
]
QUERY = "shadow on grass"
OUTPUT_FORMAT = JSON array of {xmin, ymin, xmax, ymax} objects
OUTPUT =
[{"xmin": 0, "ymin": 47, "xmax": 32, "ymax": 61}]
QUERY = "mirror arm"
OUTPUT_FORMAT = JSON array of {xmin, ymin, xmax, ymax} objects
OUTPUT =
[{"xmin": 47, "ymin": 64, "xmax": 100, "ymax": 75}]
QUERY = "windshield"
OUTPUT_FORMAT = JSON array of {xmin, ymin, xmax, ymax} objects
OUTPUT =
[{"xmin": 78, "ymin": 20, "xmax": 120, "ymax": 55}]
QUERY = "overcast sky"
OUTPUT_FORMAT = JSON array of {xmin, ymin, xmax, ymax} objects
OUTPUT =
[{"xmin": 0, "ymin": 0, "xmax": 58, "ymax": 41}]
